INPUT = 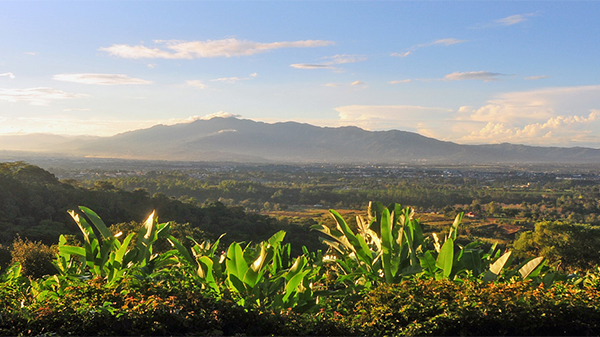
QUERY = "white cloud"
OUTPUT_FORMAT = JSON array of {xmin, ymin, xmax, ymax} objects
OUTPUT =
[
  {"xmin": 334, "ymin": 105, "xmax": 453, "ymax": 131},
  {"xmin": 525, "ymin": 75, "xmax": 549, "ymax": 80},
  {"xmin": 200, "ymin": 111, "xmax": 241, "ymax": 120},
  {"xmin": 53, "ymin": 73, "xmax": 152, "ymax": 85},
  {"xmin": 0, "ymin": 73, "xmax": 15, "ymax": 79},
  {"xmin": 444, "ymin": 71, "xmax": 504, "ymax": 82},
  {"xmin": 458, "ymin": 111, "xmax": 600, "ymax": 146},
  {"xmin": 210, "ymin": 73, "xmax": 258, "ymax": 83},
  {"xmin": 24, "ymin": 52, "xmax": 37, "ymax": 56},
  {"xmin": 324, "ymin": 83, "xmax": 342, "ymax": 87},
  {"xmin": 429, "ymin": 38, "xmax": 466, "ymax": 46},
  {"xmin": 389, "ymin": 79, "xmax": 412, "ymax": 84},
  {"xmin": 0, "ymin": 87, "xmax": 86, "ymax": 106},
  {"xmin": 390, "ymin": 51, "xmax": 412, "ymax": 58},
  {"xmin": 320, "ymin": 54, "xmax": 367, "ymax": 64},
  {"xmin": 290, "ymin": 64, "xmax": 335, "ymax": 70},
  {"xmin": 100, "ymin": 38, "xmax": 334, "ymax": 59},
  {"xmin": 495, "ymin": 13, "xmax": 535, "ymax": 26},
  {"xmin": 185, "ymin": 80, "xmax": 207, "ymax": 89},
  {"xmin": 459, "ymin": 85, "xmax": 600, "ymax": 125},
  {"xmin": 440, "ymin": 85, "xmax": 600, "ymax": 147},
  {"xmin": 350, "ymin": 81, "xmax": 366, "ymax": 86},
  {"xmin": 292, "ymin": 54, "xmax": 365, "ymax": 70},
  {"xmin": 392, "ymin": 38, "xmax": 466, "ymax": 57}
]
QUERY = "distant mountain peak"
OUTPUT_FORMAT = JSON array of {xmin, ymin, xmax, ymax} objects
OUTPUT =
[{"xmin": 3, "ymin": 117, "xmax": 600, "ymax": 164}]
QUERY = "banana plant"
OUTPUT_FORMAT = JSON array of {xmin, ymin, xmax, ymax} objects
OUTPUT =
[
  {"xmin": 315, "ymin": 202, "xmax": 552, "ymax": 288},
  {"xmin": 313, "ymin": 202, "xmax": 427, "ymax": 289},
  {"xmin": 170, "ymin": 230, "xmax": 319, "ymax": 311},
  {"xmin": 168, "ymin": 234, "xmax": 225, "ymax": 294},
  {"xmin": 224, "ymin": 231, "xmax": 315, "ymax": 309},
  {"xmin": 56, "ymin": 207, "xmax": 175, "ymax": 283}
]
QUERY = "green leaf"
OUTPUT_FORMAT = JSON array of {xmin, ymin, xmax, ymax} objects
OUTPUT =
[
  {"xmin": 226, "ymin": 242, "xmax": 248, "ymax": 281},
  {"xmin": 68, "ymin": 210, "xmax": 96, "ymax": 245},
  {"xmin": 380, "ymin": 207, "xmax": 394, "ymax": 283},
  {"xmin": 330, "ymin": 209, "xmax": 372, "ymax": 266},
  {"xmin": 267, "ymin": 230, "xmax": 286, "ymax": 247},
  {"xmin": 448, "ymin": 212, "xmax": 463, "ymax": 241},
  {"xmin": 483, "ymin": 251, "xmax": 512, "ymax": 283},
  {"xmin": 79, "ymin": 206, "xmax": 112, "ymax": 240},
  {"xmin": 436, "ymin": 238, "xmax": 454, "ymax": 279},
  {"xmin": 168, "ymin": 236, "xmax": 196, "ymax": 267},
  {"xmin": 420, "ymin": 250, "xmax": 437, "ymax": 275},
  {"xmin": 519, "ymin": 256, "xmax": 545, "ymax": 279},
  {"xmin": 283, "ymin": 270, "xmax": 311, "ymax": 302},
  {"xmin": 115, "ymin": 233, "xmax": 135, "ymax": 264}
]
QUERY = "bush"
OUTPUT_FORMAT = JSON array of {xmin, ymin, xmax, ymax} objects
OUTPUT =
[
  {"xmin": 10, "ymin": 237, "xmax": 56, "ymax": 278},
  {"xmin": 0, "ymin": 275, "xmax": 355, "ymax": 336},
  {"xmin": 353, "ymin": 278, "xmax": 600, "ymax": 336}
]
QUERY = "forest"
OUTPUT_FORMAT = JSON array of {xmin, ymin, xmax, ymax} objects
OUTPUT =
[{"xmin": 2, "ymin": 160, "xmax": 600, "ymax": 335}]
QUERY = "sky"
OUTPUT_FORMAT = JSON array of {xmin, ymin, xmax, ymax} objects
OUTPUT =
[{"xmin": 1, "ymin": 1, "xmax": 600, "ymax": 148}]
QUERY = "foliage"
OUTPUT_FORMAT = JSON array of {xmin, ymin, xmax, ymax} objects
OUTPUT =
[
  {"xmin": 353, "ymin": 279, "xmax": 600, "ymax": 336},
  {"xmin": 56, "ymin": 206, "xmax": 176, "ymax": 284},
  {"xmin": 513, "ymin": 221, "xmax": 600, "ymax": 272},
  {"xmin": 0, "ymin": 201, "xmax": 600, "ymax": 335},
  {"xmin": 10, "ymin": 236, "xmax": 56, "ymax": 278},
  {"xmin": 313, "ymin": 202, "xmax": 546, "ymax": 293}
]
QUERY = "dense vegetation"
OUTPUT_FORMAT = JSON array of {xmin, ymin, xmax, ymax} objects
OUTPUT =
[
  {"xmin": 2, "ymin": 161, "xmax": 600, "ymax": 335},
  {"xmin": 68, "ymin": 164, "xmax": 600, "ymax": 224},
  {"xmin": 0, "ymin": 162, "xmax": 320, "ymax": 250}
]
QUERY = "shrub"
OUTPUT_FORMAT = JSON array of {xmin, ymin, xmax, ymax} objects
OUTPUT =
[
  {"xmin": 10, "ymin": 237, "xmax": 56, "ymax": 278},
  {"xmin": 354, "ymin": 279, "xmax": 600, "ymax": 336}
]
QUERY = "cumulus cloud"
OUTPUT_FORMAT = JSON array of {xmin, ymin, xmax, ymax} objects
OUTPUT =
[
  {"xmin": 444, "ymin": 71, "xmax": 504, "ymax": 82},
  {"xmin": 53, "ymin": 73, "xmax": 152, "ymax": 85},
  {"xmin": 0, "ymin": 87, "xmax": 86, "ymax": 106},
  {"xmin": 458, "ymin": 111, "xmax": 600, "ymax": 146},
  {"xmin": 334, "ymin": 104, "xmax": 453, "ymax": 131},
  {"xmin": 200, "ymin": 111, "xmax": 241, "ymax": 120},
  {"xmin": 459, "ymin": 85, "xmax": 600, "ymax": 125},
  {"xmin": 392, "ymin": 38, "xmax": 466, "ymax": 57},
  {"xmin": 443, "ymin": 85, "xmax": 600, "ymax": 147},
  {"xmin": 0, "ymin": 73, "xmax": 15, "ymax": 79},
  {"xmin": 185, "ymin": 80, "xmax": 207, "ymax": 89},
  {"xmin": 100, "ymin": 38, "xmax": 334, "ymax": 59}
]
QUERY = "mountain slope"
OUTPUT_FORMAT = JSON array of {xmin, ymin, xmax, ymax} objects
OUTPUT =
[
  {"xmin": 73, "ymin": 117, "xmax": 600, "ymax": 164},
  {"xmin": 3, "ymin": 117, "xmax": 600, "ymax": 164}
]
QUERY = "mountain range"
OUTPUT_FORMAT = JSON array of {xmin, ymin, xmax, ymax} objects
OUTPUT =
[{"xmin": 2, "ymin": 117, "xmax": 600, "ymax": 164}]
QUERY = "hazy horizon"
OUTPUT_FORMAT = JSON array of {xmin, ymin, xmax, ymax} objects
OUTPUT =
[{"xmin": 1, "ymin": 2, "xmax": 599, "ymax": 148}]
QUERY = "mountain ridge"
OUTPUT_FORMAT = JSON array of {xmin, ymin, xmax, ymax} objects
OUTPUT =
[{"xmin": 2, "ymin": 117, "xmax": 600, "ymax": 164}]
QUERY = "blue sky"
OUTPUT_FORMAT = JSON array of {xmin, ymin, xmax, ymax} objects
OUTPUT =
[{"xmin": 1, "ymin": 1, "xmax": 600, "ymax": 148}]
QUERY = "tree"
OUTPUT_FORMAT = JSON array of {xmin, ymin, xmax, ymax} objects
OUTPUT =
[{"xmin": 512, "ymin": 220, "xmax": 600, "ymax": 272}]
